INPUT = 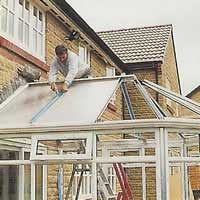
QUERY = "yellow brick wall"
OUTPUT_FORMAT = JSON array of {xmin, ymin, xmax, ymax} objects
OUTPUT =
[
  {"xmin": 124, "ymin": 35, "xmax": 181, "ymax": 200},
  {"xmin": 181, "ymin": 89, "xmax": 200, "ymax": 118},
  {"xmin": 45, "ymin": 12, "xmax": 123, "ymax": 200},
  {"xmin": 161, "ymin": 36, "xmax": 180, "ymax": 116}
]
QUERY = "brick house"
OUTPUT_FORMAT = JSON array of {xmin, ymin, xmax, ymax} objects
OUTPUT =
[
  {"xmin": 0, "ymin": 0, "xmax": 184, "ymax": 200},
  {"xmin": 0, "ymin": 0, "xmax": 124, "ymax": 199},
  {"xmin": 98, "ymin": 25, "xmax": 182, "ymax": 199},
  {"xmin": 181, "ymin": 85, "xmax": 200, "ymax": 118},
  {"xmin": 180, "ymin": 85, "xmax": 200, "ymax": 199}
]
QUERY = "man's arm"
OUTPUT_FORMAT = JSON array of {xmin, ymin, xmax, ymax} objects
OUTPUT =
[{"xmin": 49, "ymin": 58, "xmax": 59, "ymax": 92}]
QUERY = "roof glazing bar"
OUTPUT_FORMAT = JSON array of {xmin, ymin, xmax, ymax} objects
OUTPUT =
[{"xmin": 142, "ymin": 80, "xmax": 200, "ymax": 115}]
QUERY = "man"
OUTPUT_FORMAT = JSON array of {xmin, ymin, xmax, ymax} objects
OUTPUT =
[{"xmin": 48, "ymin": 45, "xmax": 79, "ymax": 93}]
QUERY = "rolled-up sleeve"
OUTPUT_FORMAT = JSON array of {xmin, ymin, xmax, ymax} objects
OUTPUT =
[
  {"xmin": 48, "ymin": 58, "xmax": 58, "ymax": 84},
  {"xmin": 65, "ymin": 54, "xmax": 78, "ymax": 86}
]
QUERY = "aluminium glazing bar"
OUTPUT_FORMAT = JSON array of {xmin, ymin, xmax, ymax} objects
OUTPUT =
[
  {"xmin": 143, "ymin": 80, "xmax": 200, "ymax": 108},
  {"xmin": 142, "ymin": 80, "xmax": 200, "ymax": 115},
  {"xmin": 121, "ymin": 81, "xmax": 135, "ymax": 119},
  {"xmin": 132, "ymin": 78, "xmax": 164, "ymax": 119}
]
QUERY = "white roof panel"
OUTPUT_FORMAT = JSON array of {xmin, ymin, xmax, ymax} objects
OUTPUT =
[{"xmin": 0, "ymin": 78, "xmax": 120, "ymax": 124}]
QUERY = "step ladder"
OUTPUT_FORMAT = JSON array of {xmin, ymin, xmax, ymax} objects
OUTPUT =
[
  {"xmin": 98, "ymin": 168, "xmax": 116, "ymax": 200},
  {"xmin": 113, "ymin": 163, "xmax": 133, "ymax": 200},
  {"xmin": 65, "ymin": 141, "xmax": 90, "ymax": 200}
]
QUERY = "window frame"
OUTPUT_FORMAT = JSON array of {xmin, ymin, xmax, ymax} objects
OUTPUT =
[
  {"xmin": 0, "ymin": 0, "xmax": 46, "ymax": 61},
  {"xmin": 79, "ymin": 44, "xmax": 90, "ymax": 68},
  {"xmin": 0, "ymin": 139, "xmax": 47, "ymax": 200}
]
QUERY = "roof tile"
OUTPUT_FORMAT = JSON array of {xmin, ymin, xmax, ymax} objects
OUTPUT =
[{"xmin": 98, "ymin": 24, "xmax": 172, "ymax": 63}]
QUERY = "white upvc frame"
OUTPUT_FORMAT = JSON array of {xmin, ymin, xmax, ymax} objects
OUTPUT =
[
  {"xmin": 0, "ymin": 139, "xmax": 47, "ymax": 200},
  {"xmin": 0, "ymin": 0, "xmax": 46, "ymax": 61},
  {"xmin": 30, "ymin": 133, "xmax": 93, "ymax": 161},
  {"xmin": 79, "ymin": 44, "xmax": 90, "ymax": 68}
]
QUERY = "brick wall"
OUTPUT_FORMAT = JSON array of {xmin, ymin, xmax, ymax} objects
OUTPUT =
[
  {"xmin": 161, "ymin": 36, "xmax": 180, "ymax": 116},
  {"xmin": 181, "ymin": 89, "xmax": 200, "ymax": 118},
  {"xmin": 45, "ymin": 12, "xmax": 123, "ymax": 200},
  {"xmin": 123, "ymin": 35, "xmax": 181, "ymax": 200}
]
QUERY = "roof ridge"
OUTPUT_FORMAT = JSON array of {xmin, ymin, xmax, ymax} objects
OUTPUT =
[{"xmin": 97, "ymin": 24, "xmax": 172, "ymax": 34}]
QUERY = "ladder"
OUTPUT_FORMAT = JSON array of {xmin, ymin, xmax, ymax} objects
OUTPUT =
[
  {"xmin": 98, "ymin": 167, "xmax": 116, "ymax": 200},
  {"xmin": 113, "ymin": 163, "xmax": 133, "ymax": 200}
]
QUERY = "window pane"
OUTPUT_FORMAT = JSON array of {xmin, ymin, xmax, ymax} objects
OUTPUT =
[
  {"xmin": 25, "ymin": 23, "xmax": 29, "ymax": 46},
  {"xmin": 19, "ymin": 0, "xmax": 23, "ymax": 5},
  {"xmin": 18, "ymin": 0, "xmax": 23, "ymax": 18},
  {"xmin": 1, "ymin": 0, "xmax": 8, "ymax": 6},
  {"xmin": 0, "ymin": 151, "xmax": 19, "ymax": 200},
  {"xmin": 79, "ymin": 46, "xmax": 85, "ymax": 64},
  {"xmin": 33, "ymin": 29, "xmax": 37, "ymax": 52},
  {"xmin": 33, "ymin": 7, "xmax": 37, "ymax": 28},
  {"xmin": 8, "ymin": 0, "xmax": 15, "ymax": 11},
  {"xmin": 18, "ymin": 19, "xmax": 23, "ymax": 43},
  {"xmin": 36, "ymin": 165, "xmax": 43, "ymax": 200},
  {"xmin": 38, "ymin": 33, "xmax": 43, "ymax": 55},
  {"xmin": 24, "ymin": 0, "xmax": 29, "ymax": 22},
  {"xmin": 8, "ymin": 12, "xmax": 14, "ymax": 36},
  {"xmin": 1, "ymin": 7, "xmax": 8, "ymax": 32},
  {"xmin": 38, "ymin": 11, "xmax": 43, "ymax": 32},
  {"xmin": 24, "ymin": 152, "xmax": 30, "ymax": 200}
]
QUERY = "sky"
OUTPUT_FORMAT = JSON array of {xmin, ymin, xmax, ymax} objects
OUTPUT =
[{"xmin": 66, "ymin": 0, "xmax": 200, "ymax": 95}]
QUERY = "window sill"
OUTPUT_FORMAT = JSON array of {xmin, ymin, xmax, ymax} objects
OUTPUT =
[
  {"xmin": 107, "ymin": 102, "xmax": 117, "ymax": 112},
  {"xmin": 0, "ymin": 35, "xmax": 48, "ymax": 72}
]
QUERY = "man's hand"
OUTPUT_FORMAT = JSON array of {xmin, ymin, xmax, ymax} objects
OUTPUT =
[
  {"xmin": 61, "ymin": 83, "xmax": 68, "ymax": 93},
  {"xmin": 50, "ymin": 82, "xmax": 58, "ymax": 92}
]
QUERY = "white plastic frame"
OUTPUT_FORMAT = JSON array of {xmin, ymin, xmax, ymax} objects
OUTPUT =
[{"xmin": 30, "ymin": 132, "xmax": 93, "ymax": 161}]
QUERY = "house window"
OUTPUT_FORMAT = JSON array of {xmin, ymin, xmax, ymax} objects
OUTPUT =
[
  {"xmin": 79, "ymin": 45, "xmax": 90, "ymax": 67},
  {"xmin": 106, "ymin": 67, "xmax": 116, "ymax": 105},
  {"xmin": 0, "ymin": 0, "xmax": 45, "ymax": 60},
  {"xmin": 0, "ymin": 142, "xmax": 47, "ymax": 200}
]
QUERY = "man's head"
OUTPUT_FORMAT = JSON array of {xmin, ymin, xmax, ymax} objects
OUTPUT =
[{"xmin": 55, "ymin": 45, "xmax": 68, "ymax": 63}]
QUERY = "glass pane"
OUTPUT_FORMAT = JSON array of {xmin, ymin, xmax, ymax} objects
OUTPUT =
[
  {"xmin": 8, "ymin": 12, "xmax": 14, "ymax": 36},
  {"xmin": 33, "ymin": 29, "xmax": 37, "ymax": 52},
  {"xmin": 1, "ymin": 0, "xmax": 8, "ymax": 6},
  {"xmin": 38, "ymin": 11, "xmax": 43, "ymax": 32},
  {"xmin": 0, "ymin": 151, "xmax": 19, "ymax": 200},
  {"xmin": 38, "ymin": 33, "xmax": 43, "ymax": 55},
  {"xmin": 1, "ymin": 7, "xmax": 8, "ymax": 32},
  {"xmin": 79, "ymin": 46, "xmax": 85, "ymax": 64},
  {"xmin": 24, "ymin": 153, "xmax": 31, "ymax": 200},
  {"xmin": 18, "ymin": 19, "xmax": 23, "ymax": 43},
  {"xmin": 36, "ymin": 165, "xmax": 43, "ymax": 200},
  {"xmin": 33, "ymin": 7, "xmax": 37, "ymax": 28},
  {"xmin": 8, "ymin": 0, "xmax": 15, "ymax": 11},
  {"xmin": 19, "ymin": 0, "xmax": 23, "ymax": 5},
  {"xmin": 24, "ymin": 23, "xmax": 29, "ymax": 46},
  {"xmin": 24, "ymin": 0, "xmax": 29, "ymax": 22},
  {"xmin": 18, "ymin": 1, "xmax": 23, "ymax": 19}
]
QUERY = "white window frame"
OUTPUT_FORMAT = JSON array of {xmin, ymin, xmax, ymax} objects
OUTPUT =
[
  {"xmin": 106, "ymin": 67, "xmax": 116, "ymax": 105},
  {"xmin": 0, "ymin": 139, "xmax": 47, "ymax": 200},
  {"xmin": 79, "ymin": 44, "xmax": 90, "ymax": 68},
  {"xmin": 0, "ymin": 0, "xmax": 45, "ymax": 61},
  {"xmin": 30, "ymin": 133, "xmax": 93, "ymax": 161}
]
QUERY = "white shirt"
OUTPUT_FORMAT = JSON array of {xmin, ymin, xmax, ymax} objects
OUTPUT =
[{"xmin": 48, "ymin": 51, "xmax": 79, "ymax": 86}]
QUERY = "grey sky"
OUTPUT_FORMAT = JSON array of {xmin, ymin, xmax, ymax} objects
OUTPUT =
[{"xmin": 66, "ymin": 0, "xmax": 200, "ymax": 95}]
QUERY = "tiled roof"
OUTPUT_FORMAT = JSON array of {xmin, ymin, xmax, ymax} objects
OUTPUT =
[{"xmin": 98, "ymin": 24, "xmax": 172, "ymax": 63}]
